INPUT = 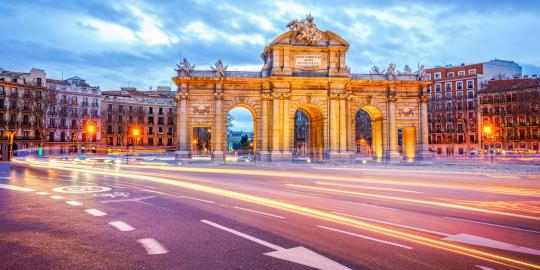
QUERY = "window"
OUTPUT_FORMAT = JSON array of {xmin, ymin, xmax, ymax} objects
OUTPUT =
[
  {"xmin": 149, "ymin": 126, "xmax": 153, "ymax": 134},
  {"xmin": 447, "ymin": 72, "xmax": 454, "ymax": 77},
  {"xmin": 467, "ymin": 80, "xmax": 474, "ymax": 89},
  {"xmin": 426, "ymin": 85, "xmax": 431, "ymax": 93},
  {"xmin": 505, "ymin": 93, "xmax": 512, "ymax": 102},
  {"xmin": 167, "ymin": 138, "xmax": 173, "ymax": 146},
  {"xmin": 118, "ymin": 105, "xmax": 123, "ymax": 112},
  {"xmin": 149, "ymin": 107, "xmax": 154, "ymax": 114},
  {"xmin": 445, "ymin": 83, "xmax": 452, "ymax": 91},
  {"xmin": 107, "ymin": 104, "xmax": 112, "ymax": 112},
  {"xmin": 435, "ymin": 84, "xmax": 441, "ymax": 92},
  {"xmin": 458, "ymin": 70, "xmax": 465, "ymax": 76},
  {"xmin": 158, "ymin": 127, "xmax": 163, "ymax": 134},
  {"xmin": 148, "ymin": 138, "xmax": 154, "ymax": 145},
  {"xmin": 456, "ymin": 91, "xmax": 463, "ymax": 99},
  {"xmin": 467, "ymin": 100, "xmax": 475, "ymax": 109},
  {"xmin": 434, "ymin": 72, "xmax": 441, "ymax": 79},
  {"xmin": 468, "ymin": 69, "xmax": 476, "ymax": 75},
  {"xmin": 159, "ymin": 107, "xmax": 163, "ymax": 115},
  {"xmin": 0, "ymin": 86, "xmax": 4, "ymax": 94},
  {"xmin": 158, "ymin": 117, "xmax": 164, "ymax": 125},
  {"xmin": 148, "ymin": 116, "xmax": 154, "ymax": 124},
  {"xmin": 467, "ymin": 91, "xmax": 474, "ymax": 98},
  {"xmin": 426, "ymin": 74, "xmax": 432, "ymax": 80},
  {"xmin": 456, "ymin": 81, "xmax": 463, "ymax": 90}
]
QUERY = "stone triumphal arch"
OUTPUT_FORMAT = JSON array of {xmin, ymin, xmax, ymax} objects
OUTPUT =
[{"xmin": 173, "ymin": 16, "xmax": 432, "ymax": 163}]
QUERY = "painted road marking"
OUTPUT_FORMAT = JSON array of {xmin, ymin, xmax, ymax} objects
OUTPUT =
[
  {"xmin": 332, "ymin": 212, "xmax": 451, "ymax": 237},
  {"xmin": 85, "ymin": 209, "xmax": 107, "ymax": 217},
  {"xmin": 201, "ymin": 219, "xmax": 351, "ymax": 270},
  {"xmin": 99, "ymin": 196, "xmax": 156, "ymax": 204},
  {"xmin": 318, "ymin": 225, "xmax": 412, "ymax": 249},
  {"xmin": 233, "ymin": 206, "xmax": 285, "ymax": 219},
  {"xmin": 137, "ymin": 238, "xmax": 168, "ymax": 255},
  {"xmin": 36, "ymin": 191, "xmax": 49, "ymax": 195},
  {"xmin": 93, "ymin": 192, "xmax": 130, "ymax": 198},
  {"xmin": 339, "ymin": 201, "xmax": 399, "ymax": 211},
  {"xmin": 65, "ymin": 201, "xmax": 82, "ymax": 206},
  {"xmin": 476, "ymin": 266, "xmax": 495, "ymax": 270},
  {"xmin": 50, "ymin": 195, "xmax": 65, "ymax": 200},
  {"xmin": 443, "ymin": 233, "xmax": 540, "ymax": 256},
  {"xmin": 178, "ymin": 195, "xmax": 215, "ymax": 204},
  {"xmin": 53, "ymin": 186, "xmax": 111, "ymax": 193},
  {"xmin": 0, "ymin": 176, "xmax": 10, "ymax": 179},
  {"xmin": 0, "ymin": 184, "xmax": 34, "ymax": 192},
  {"xmin": 109, "ymin": 221, "xmax": 135, "ymax": 232},
  {"xmin": 444, "ymin": 217, "xmax": 540, "ymax": 234}
]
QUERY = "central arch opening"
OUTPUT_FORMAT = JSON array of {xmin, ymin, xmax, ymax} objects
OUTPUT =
[
  {"xmin": 354, "ymin": 106, "xmax": 383, "ymax": 162},
  {"xmin": 226, "ymin": 106, "xmax": 255, "ymax": 162},
  {"xmin": 293, "ymin": 105, "xmax": 323, "ymax": 161}
]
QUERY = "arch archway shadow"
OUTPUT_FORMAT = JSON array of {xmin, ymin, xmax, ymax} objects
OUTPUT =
[
  {"xmin": 355, "ymin": 106, "xmax": 383, "ymax": 162},
  {"xmin": 294, "ymin": 104, "xmax": 324, "ymax": 162}
]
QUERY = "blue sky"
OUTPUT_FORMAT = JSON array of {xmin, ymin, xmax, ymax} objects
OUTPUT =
[{"xmin": 1, "ymin": 0, "xmax": 540, "ymax": 95}]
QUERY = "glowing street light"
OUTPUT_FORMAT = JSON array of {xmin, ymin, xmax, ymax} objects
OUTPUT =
[
  {"xmin": 86, "ymin": 124, "xmax": 96, "ymax": 134},
  {"xmin": 482, "ymin": 125, "xmax": 492, "ymax": 135},
  {"xmin": 132, "ymin": 128, "xmax": 140, "ymax": 137}
]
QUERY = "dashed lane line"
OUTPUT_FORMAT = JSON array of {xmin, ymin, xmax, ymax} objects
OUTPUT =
[
  {"xmin": 318, "ymin": 225, "xmax": 413, "ymax": 250},
  {"xmin": 233, "ymin": 206, "xmax": 285, "ymax": 219},
  {"xmin": 109, "ymin": 221, "xmax": 135, "ymax": 231},
  {"xmin": 50, "ymin": 195, "xmax": 65, "ymax": 200},
  {"xmin": 137, "ymin": 238, "xmax": 168, "ymax": 255},
  {"xmin": 444, "ymin": 217, "xmax": 540, "ymax": 234},
  {"xmin": 85, "ymin": 209, "xmax": 107, "ymax": 217},
  {"xmin": 339, "ymin": 201, "xmax": 399, "ymax": 211},
  {"xmin": 36, "ymin": 191, "xmax": 49, "ymax": 195},
  {"xmin": 0, "ymin": 184, "xmax": 35, "ymax": 192},
  {"xmin": 65, "ymin": 201, "xmax": 82, "ymax": 206}
]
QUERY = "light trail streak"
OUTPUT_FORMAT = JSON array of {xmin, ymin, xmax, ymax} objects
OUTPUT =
[
  {"xmin": 314, "ymin": 182, "xmax": 421, "ymax": 193},
  {"xmin": 12, "ymin": 159, "xmax": 540, "ymax": 269},
  {"xmin": 286, "ymin": 184, "xmax": 540, "ymax": 221},
  {"xmin": 116, "ymin": 164, "xmax": 540, "ymax": 197}
]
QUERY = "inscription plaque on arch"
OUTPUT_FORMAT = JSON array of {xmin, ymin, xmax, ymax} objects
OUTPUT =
[{"xmin": 295, "ymin": 54, "xmax": 322, "ymax": 67}]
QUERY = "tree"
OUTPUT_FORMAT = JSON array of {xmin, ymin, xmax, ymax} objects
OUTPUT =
[
  {"xmin": 35, "ymin": 87, "xmax": 59, "ymax": 148},
  {"xmin": 4, "ymin": 89, "xmax": 22, "ymax": 159}
]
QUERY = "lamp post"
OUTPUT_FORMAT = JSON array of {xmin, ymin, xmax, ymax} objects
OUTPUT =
[
  {"xmin": 86, "ymin": 123, "xmax": 96, "ymax": 154},
  {"xmin": 126, "ymin": 127, "xmax": 140, "ymax": 165},
  {"xmin": 482, "ymin": 125, "xmax": 494, "ymax": 164}
]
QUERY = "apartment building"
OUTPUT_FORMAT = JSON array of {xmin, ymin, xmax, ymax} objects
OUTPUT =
[
  {"xmin": 101, "ymin": 87, "xmax": 176, "ymax": 150},
  {"xmin": 425, "ymin": 59, "xmax": 522, "ymax": 156},
  {"xmin": 478, "ymin": 77, "xmax": 539, "ymax": 154}
]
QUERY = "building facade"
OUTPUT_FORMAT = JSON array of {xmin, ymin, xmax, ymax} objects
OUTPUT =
[
  {"xmin": 101, "ymin": 87, "xmax": 176, "ymax": 150},
  {"xmin": 0, "ymin": 68, "xmax": 47, "ymax": 160},
  {"xmin": 478, "ymin": 77, "xmax": 540, "ymax": 154},
  {"xmin": 425, "ymin": 60, "xmax": 522, "ymax": 156},
  {"xmin": 173, "ymin": 16, "xmax": 431, "ymax": 163},
  {"xmin": 46, "ymin": 76, "xmax": 101, "ymax": 153}
]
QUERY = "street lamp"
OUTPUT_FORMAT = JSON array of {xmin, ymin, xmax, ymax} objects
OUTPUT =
[
  {"xmin": 482, "ymin": 125, "xmax": 494, "ymax": 163},
  {"xmin": 126, "ymin": 127, "xmax": 141, "ymax": 165},
  {"xmin": 85, "ymin": 123, "xmax": 96, "ymax": 154}
]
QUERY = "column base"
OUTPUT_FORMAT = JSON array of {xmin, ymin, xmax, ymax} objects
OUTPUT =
[
  {"xmin": 386, "ymin": 150, "xmax": 401, "ymax": 163},
  {"xmin": 258, "ymin": 150, "xmax": 271, "ymax": 162},
  {"xmin": 339, "ymin": 151, "xmax": 353, "ymax": 161},
  {"xmin": 281, "ymin": 150, "xmax": 293, "ymax": 161},
  {"xmin": 175, "ymin": 150, "xmax": 190, "ymax": 159},
  {"xmin": 416, "ymin": 150, "xmax": 433, "ymax": 164},
  {"xmin": 213, "ymin": 151, "xmax": 224, "ymax": 161},
  {"xmin": 270, "ymin": 151, "xmax": 283, "ymax": 162},
  {"xmin": 328, "ymin": 151, "xmax": 341, "ymax": 161}
]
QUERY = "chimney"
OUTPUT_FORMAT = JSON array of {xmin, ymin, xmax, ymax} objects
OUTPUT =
[
  {"xmin": 524, "ymin": 75, "xmax": 529, "ymax": 78},
  {"xmin": 532, "ymin": 74, "xmax": 537, "ymax": 78}
]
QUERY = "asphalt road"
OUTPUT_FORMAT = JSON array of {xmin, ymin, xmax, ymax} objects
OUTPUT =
[{"xmin": 1, "ymin": 160, "xmax": 540, "ymax": 270}]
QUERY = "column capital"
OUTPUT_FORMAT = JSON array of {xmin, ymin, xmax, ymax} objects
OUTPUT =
[
  {"xmin": 386, "ymin": 95, "xmax": 398, "ymax": 103},
  {"xmin": 271, "ymin": 92, "xmax": 282, "ymax": 99},
  {"xmin": 214, "ymin": 92, "xmax": 224, "ymax": 100},
  {"xmin": 419, "ymin": 95, "xmax": 430, "ymax": 103},
  {"xmin": 175, "ymin": 92, "xmax": 189, "ymax": 101}
]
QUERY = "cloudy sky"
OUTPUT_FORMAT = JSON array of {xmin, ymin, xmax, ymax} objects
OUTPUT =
[{"xmin": 2, "ymin": 0, "xmax": 540, "ymax": 93}]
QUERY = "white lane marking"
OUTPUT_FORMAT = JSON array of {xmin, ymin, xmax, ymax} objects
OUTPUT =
[
  {"xmin": 339, "ymin": 201, "xmax": 399, "ymax": 211},
  {"xmin": 53, "ymin": 186, "xmax": 111, "ymax": 193},
  {"xmin": 201, "ymin": 220, "xmax": 351, "ymax": 269},
  {"xmin": 50, "ymin": 195, "xmax": 65, "ymax": 200},
  {"xmin": 318, "ymin": 225, "xmax": 412, "ymax": 250},
  {"xmin": 233, "ymin": 206, "xmax": 285, "ymax": 219},
  {"xmin": 109, "ymin": 221, "xmax": 135, "ymax": 231},
  {"xmin": 201, "ymin": 219, "xmax": 284, "ymax": 251},
  {"xmin": 99, "ymin": 196, "xmax": 156, "ymax": 204},
  {"xmin": 137, "ymin": 238, "xmax": 168, "ymax": 255},
  {"xmin": 332, "ymin": 212, "xmax": 451, "ymax": 237},
  {"xmin": 142, "ymin": 189, "xmax": 215, "ymax": 204},
  {"xmin": 85, "ymin": 209, "xmax": 107, "ymax": 217},
  {"xmin": 476, "ymin": 266, "xmax": 495, "ymax": 270},
  {"xmin": 443, "ymin": 233, "xmax": 540, "ymax": 256},
  {"xmin": 444, "ymin": 216, "xmax": 540, "ymax": 234},
  {"xmin": 0, "ymin": 176, "xmax": 10, "ymax": 179},
  {"xmin": 0, "ymin": 184, "xmax": 35, "ymax": 192},
  {"xmin": 65, "ymin": 200, "xmax": 82, "ymax": 206},
  {"xmin": 36, "ymin": 191, "xmax": 49, "ymax": 195}
]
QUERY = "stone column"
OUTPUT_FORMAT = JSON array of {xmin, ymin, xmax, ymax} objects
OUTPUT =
[
  {"xmin": 386, "ymin": 93, "xmax": 401, "ymax": 162},
  {"xmin": 270, "ymin": 93, "xmax": 282, "ymax": 161},
  {"xmin": 175, "ymin": 92, "xmax": 190, "ymax": 159},
  {"xmin": 213, "ymin": 91, "xmax": 224, "ymax": 161},
  {"xmin": 259, "ymin": 93, "xmax": 271, "ymax": 161},
  {"xmin": 281, "ymin": 93, "xmax": 292, "ymax": 160},
  {"xmin": 418, "ymin": 95, "xmax": 433, "ymax": 162},
  {"xmin": 339, "ymin": 95, "xmax": 348, "ymax": 159},
  {"xmin": 328, "ymin": 94, "xmax": 340, "ymax": 160}
]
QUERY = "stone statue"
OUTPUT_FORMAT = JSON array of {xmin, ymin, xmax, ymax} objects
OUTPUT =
[
  {"xmin": 211, "ymin": 59, "xmax": 228, "ymax": 77},
  {"xmin": 370, "ymin": 66, "xmax": 381, "ymax": 74},
  {"xmin": 287, "ymin": 14, "xmax": 322, "ymax": 45},
  {"xmin": 417, "ymin": 63, "xmax": 427, "ymax": 81},
  {"xmin": 176, "ymin": 58, "xmax": 194, "ymax": 76},
  {"xmin": 386, "ymin": 63, "xmax": 398, "ymax": 80},
  {"xmin": 403, "ymin": 64, "xmax": 412, "ymax": 74}
]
